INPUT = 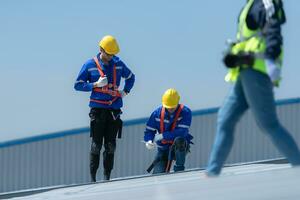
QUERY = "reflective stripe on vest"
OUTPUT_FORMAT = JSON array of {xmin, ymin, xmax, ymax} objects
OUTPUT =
[
  {"xmin": 225, "ymin": 0, "xmax": 283, "ymax": 83},
  {"xmin": 160, "ymin": 104, "xmax": 184, "ymax": 144},
  {"xmin": 90, "ymin": 56, "xmax": 121, "ymax": 105}
]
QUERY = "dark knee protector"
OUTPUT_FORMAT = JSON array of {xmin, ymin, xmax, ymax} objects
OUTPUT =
[
  {"xmin": 174, "ymin": 137, "xmax": 187, "ymax": 152},
  {"xmin": 173, "ymin": 137, "xmax": 187, "ymax": 172},
  {"xmin": 103, "ymin": 142, "xmax": 116, "ymax": 173},
  {"xmin": 90, "ymin": 140, "xmax": 102, "ymax": 155}
]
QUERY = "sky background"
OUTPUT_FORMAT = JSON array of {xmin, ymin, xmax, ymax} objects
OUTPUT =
[{"xmin": 0, "ymin": 0, "xmax": 299, "ymax": 142}]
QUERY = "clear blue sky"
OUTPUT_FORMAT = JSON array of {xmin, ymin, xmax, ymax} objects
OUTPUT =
[{"xmin": 0, "ymin": 0, "xmax": 299, "ymax": 142}]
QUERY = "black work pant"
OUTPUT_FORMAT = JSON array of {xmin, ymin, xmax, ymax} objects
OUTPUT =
[{"xmin": 89, "ymin": 107, "xmax": 122, "ymax": 176}]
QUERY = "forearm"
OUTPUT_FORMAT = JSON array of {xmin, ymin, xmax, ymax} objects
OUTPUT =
[
  {"xmin": 74, "ymin": 81, "xmax": 94, "ymax": 92},
  {"xmin": 123, "ymin": 73, "xmax": 135, "ymax": 93},
  {"xmin": 144, "ymin": 131, "xmax": 155, "ymax": 142}
]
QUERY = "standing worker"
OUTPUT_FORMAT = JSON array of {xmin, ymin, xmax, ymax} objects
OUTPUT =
[
  {"xmin": 206, "ymin": 0, "xmax": 300, "ymax": 176},
  {"xmin": 74, "ymin": 35, "xmax": 135, "ymax": 182},
  {"xmin": 144, "ymin": 89, "xmax": 193, "ymax": 174}
]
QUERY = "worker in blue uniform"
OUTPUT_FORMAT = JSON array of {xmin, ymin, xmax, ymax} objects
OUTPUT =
[
  {"xmin": 74, "ymin": 35, "xmax": 135, "ymax": 181},
  {"xmin": 144, "ymin": 89, "xmax": 193, "ymax": 173},
  {"xmin": 206, "ymin": 0, "xmax": 300, "ymax": 176}
]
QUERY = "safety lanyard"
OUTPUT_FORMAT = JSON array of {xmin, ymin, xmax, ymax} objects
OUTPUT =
[{"xmin": 160, "ymin": 104, "xmax": 184, "ymax": 134}]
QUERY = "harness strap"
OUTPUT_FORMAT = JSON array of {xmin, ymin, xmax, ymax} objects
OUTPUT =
[
  {"xmin": 160, "ymin": 104, "xmax": 184, "ymax": 133},
  {"xmin": 90, "ymin": 97, "xmax": 119, "ymax": 105},
  {"xmin": 93, "ymin": 57, "xmax": 105, "ymax": 77},
  {"xmin": 172, "ymin": 104, "xmax": 184, "ymax": 130},
  {"xmin": 160, "ymin": 106, "xmax": 166, "ymax": 134},
  {"xmin": 93, "ymin": 88, "xmax": 122, "ymax": 97},
  {"xmin": 160, "ymin": 104, "xmax": 184, "ymax": 144},
  {"xmin": 91, "ymin": 56, "xmax": 121, "ymax": 104}
]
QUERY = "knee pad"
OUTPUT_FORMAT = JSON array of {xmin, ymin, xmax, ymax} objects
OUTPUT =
[
  {"xmin": 174, "ymin": 137, "xmax": 187, "ymax": 152},
  {"xmin": 104, "ymin": 142, "xmax": 116, "ymax": 154},
  {"xmin": 90, "ymin": 141, "xmax": 102, "ymax": 155}
]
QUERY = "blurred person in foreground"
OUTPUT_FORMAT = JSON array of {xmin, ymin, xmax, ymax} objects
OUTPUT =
[{"xmin": 206, "ymin": 0, "xmax": 300, "ymax": 176}]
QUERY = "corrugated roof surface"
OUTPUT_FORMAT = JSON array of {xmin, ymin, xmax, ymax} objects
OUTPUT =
[{"xmin": 2, "ymin": 163, "xmax": 300, "ymax": 200}]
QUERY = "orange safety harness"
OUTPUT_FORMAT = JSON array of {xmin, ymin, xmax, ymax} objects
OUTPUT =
[
  {"xmin": 90, "ymin": 56, "xmax": 122, "ymax": 105},
  {"xmin": 160, "ymin": 104, "xmax": 184, "ymax": 144},
  {"xmin": 159, "ymin": 104, "xmax": 184, "ymax": 173}
]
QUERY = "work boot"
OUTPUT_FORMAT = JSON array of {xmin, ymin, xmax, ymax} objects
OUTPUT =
[
  {"xmin": 103, "ymin": 170, "xmax": 111, "ymax": 181},
  {"xmin": 91, "ymin": 173, "xmax": 96, "ymax": 182},
  {"xmin": 90, "ymin": 153, "xmax": 100, "ymax": 182}
]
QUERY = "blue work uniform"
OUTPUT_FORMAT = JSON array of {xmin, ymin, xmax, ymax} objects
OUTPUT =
[{"xmin": 144, "ymin": 104, "xmax": 193, "ymax": 173}]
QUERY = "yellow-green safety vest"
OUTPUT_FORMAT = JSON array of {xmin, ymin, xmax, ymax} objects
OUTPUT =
[{"xmin": 225, "ymin": 0, "xmax": 283, "ymax": 83}]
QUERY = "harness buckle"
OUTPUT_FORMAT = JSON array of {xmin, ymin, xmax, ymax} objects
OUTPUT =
[
  {"xmin": 110, "ymin": 90, "xmax": 117, "ymax": 97},
  {"xmin": 108, "ymin": 83, "xmax": 113, "ymax": 88},
  {"xmin": 102, "ymin": 86, "xmax": 108, "ymax": 92}
]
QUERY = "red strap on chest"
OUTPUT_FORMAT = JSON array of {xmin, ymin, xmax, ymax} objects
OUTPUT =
[
  {"xmin": 93, "ymin": 57, "xmax": 105, "ymax": 77},
  {"xmin": 93, "ymin": 56, "xmax": 120, "ymax": 97},
  {"xmin": 160, "ymin": 104, "xmax": 184, "ymax": 134},
  {"xmin": 91, "ymin": 57, "xmax": 121, "ymax": 105},
  {"xmin": 93, "ymin": 56, "xmax": 117, "ymax": 87}
]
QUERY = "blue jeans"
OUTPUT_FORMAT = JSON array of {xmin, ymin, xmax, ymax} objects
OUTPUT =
[
  {"xmin": 206, "ymin": 68, "xmax": 300, "ymax": 175},
  {"xmin": 153, "ymin": 137, "xmax": 188, "ymax": 174}
]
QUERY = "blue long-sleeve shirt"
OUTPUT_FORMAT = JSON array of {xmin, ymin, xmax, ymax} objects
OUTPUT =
[
  {"xmin": 244, "ymin": 0, "xmax": 286, "ymax": 60},
  {"xmin": 144, "ymin": 105, "xmax": 193, "ymax": 150},
  {"xmin": 74, "ymin": 53, "xmax": 135, "ymax": 109}
]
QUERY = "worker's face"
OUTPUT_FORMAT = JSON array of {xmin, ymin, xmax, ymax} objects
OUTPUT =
[
  {"xmin": 100, "ymin": 48, "xmax": 114, "ymax": 62},
  {"xmin": 166, "ymin": 107, "xmax": 177, "ymax": 113}
]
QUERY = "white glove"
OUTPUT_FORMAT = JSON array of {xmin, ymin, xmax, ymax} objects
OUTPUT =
[
  {"xmin": 265, "ymin": 59, "xmax": 281, "ymax": 84},
  {"xmin": 145, "ymin": 140, "xmax": 155, "ymax": 150},
  {"xmin": 94, "ymin": 76, "xmax": 108, "ymax": 88},
  {"xmin": 262, "ymin": 0, "xmax": 275, "ymax": 21},
  {"xmin": 154, "ymin": 134, "xmax": 163, "ymax": 142},
  {"xmin": 119, "ymin": 90, "xmax": 127, "ymax": 98}
]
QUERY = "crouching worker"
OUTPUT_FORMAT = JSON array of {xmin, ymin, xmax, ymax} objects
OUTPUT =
[{"xmin": 143, "ymin": 88, "xmax": 193, "ymax": 174}]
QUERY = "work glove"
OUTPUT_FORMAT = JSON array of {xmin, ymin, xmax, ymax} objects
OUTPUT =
[
  {"xmin": 154, "ymin": 134, "xmax": 163, "ymax": 142},
  {"xmin": 94, "ymin": 76, "xmax": 108, "ymax": 88},
  {"xmin": 119, "ymin": 90, "xmax": 127, "ymax": 98},
  {"xmin": 265, "ymin": 58, "xmax": 281, "ymax": 86},
  {"xmin": 145, "ymin": 140, "xmax": 155, "ymax": 150},
  {"xmin": 223, "ymin": 53, "xmax": 254, "ymax": 68}
]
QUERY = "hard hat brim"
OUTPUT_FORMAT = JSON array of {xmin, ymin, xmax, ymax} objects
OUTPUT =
[{"xmin": 162, "ymin": 103, "xmax": 178, "ymax": 109}]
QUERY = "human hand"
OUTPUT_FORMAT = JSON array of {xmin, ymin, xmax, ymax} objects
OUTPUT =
[
  {"xmin": 154, "ymin": 134, "xmax": 163, "ymax": 142},
  {"xmin": 94, "ymin": 76, "xmax": 108, "ymax": 88},
  {"xmin": 145, "ymin": 140, "xmax": 155, "ymax": 150},
  {"xmin": 119, "ymin": 90, "xmax": 127, "ymax": 98},
  {"xmin": 265, "ymin": 59, "xmax": 281, "ymax": 85},
  {"xmin": 223, "ymin": 53, "xmax": 254, "ymax": 68}
]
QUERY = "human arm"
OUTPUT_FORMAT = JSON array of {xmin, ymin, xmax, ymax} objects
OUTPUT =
[
  {"xmin": 144, "ymin": 112, "xmax": 158, "ymax": 142},
  {"xmin": 121, "ymin": 62, "xmax": 135, "ymax": 94},
  {"xmin": 247, "ymin": 0, "xmax": 286, "ymax": 60},
  {"xmin": 144, "ymin": 112, "xmax": 159, "ymax": 150},
  {"xmin": 248, "ymin": 0, "xmax": 286, "ymax": 84},
  {"xmin": 74, "ymin": 62, "xmax": 94, "ymax": 92}
]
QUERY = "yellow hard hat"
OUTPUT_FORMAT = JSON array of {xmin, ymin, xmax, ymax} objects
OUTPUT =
[
  {"xmin": 162, "ymin": 88, "xmax": 180, "ymax": 109},
  {"xmin": 98, "ymin": 35, "xmax": 120, "ymax": 55}
]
